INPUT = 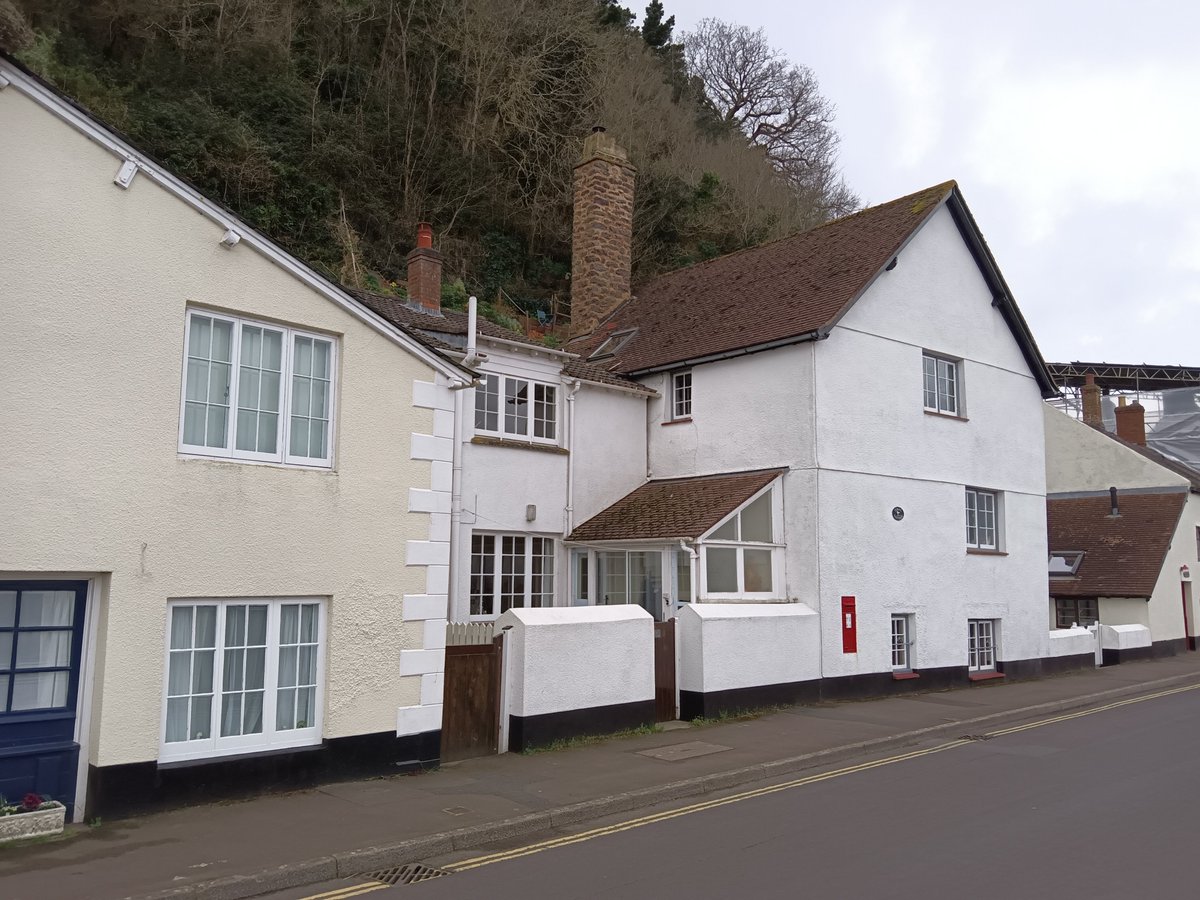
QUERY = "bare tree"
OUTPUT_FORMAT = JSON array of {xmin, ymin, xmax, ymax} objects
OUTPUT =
[{"xmin": 683, "ymin": 17, "xmax": 857, "ymax": 215}]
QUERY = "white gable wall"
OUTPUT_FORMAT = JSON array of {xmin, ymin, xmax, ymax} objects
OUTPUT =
[{"xmin": 814, "ymin": 203, "xmax": 1049, "ymax": 676}]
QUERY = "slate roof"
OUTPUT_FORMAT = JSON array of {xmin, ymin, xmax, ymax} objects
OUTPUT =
[
  {"xmin": 1046, "ymin": 491, "xmax": 1187, "ymax": 598},
  {"xmin": 567, "ymin": 182, "xmax": 1057, "ymax": 397},
  {"xmin": 349, "ymin": 289, "xmax": 653, "ymax": 394},
  {"xmin": 567, "ymin": 468, "xmax": 786, "ymax": 542}
]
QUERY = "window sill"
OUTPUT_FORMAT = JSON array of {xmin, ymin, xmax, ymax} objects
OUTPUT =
[
  {"xmin": 968, "ymin": 671, "xmax": 1006, "ymax": 682},
  {"xmin": 966, "ymin": 548, "xmax": 1008, "ymax": 556},
  {"xmin": 661, "ymin": 417, "xmax": 693, "ymax": 427},
  {"xmin": 158, "ymin": 740, "xmax": 325, "ymax": 769},
  {"xmin": 178, "ymin": 453, "xmax": 334, "ymax": 473},
  {"xmin": 892, "ymin": 671, "xmax": 920, "ymax": 681},
  {"xmin": 923, "ymin": 410, "xmax": 969, "ymax": 422},
  {"xmin": 471, "ymin": 436, "xmax": 568, "ymax": 455}
]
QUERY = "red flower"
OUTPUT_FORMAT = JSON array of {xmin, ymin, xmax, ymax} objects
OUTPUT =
[{"xmin": 20, "ymin": 793, "xmax": 42, "ymax": 812}]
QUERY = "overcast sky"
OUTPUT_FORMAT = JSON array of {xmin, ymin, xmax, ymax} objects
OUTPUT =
[{"xmin": 671, "ymin": 0, "xmax": 1200, "ymax": 366}]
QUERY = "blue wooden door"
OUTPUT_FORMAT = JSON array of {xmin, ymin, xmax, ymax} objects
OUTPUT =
[{"xmin": 0, "ymin": 581, "xmax": 88, "ymax": 817}]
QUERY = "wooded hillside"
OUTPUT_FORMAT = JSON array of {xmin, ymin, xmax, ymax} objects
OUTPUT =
[{"xmin": 4, "ymin": 0, "xmax": 857, "ymax": 329}]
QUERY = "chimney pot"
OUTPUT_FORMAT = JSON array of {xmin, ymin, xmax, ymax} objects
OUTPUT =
[
  {"xmin": 416, "ymin": 222, "xmax": 433, "ymax": 249},
  {"xmin": 1114, "ymin": 397, "xmax": 1147, "ymax": 446}
]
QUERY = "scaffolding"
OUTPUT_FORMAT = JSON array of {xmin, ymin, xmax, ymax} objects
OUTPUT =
[{"xmin": 1048, "ymin": 362, "xmax": 1200, "ymax": 469}]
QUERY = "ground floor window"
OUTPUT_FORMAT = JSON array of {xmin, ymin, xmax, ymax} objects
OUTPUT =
[
  {"xmin": 161, "ymin": 598, "xmax": 324, "ymax": 763},
  {"xmin": 470, "ymin": 533, "xmax": 555, "ymax": 617},
  {"xmin": 1055, "ymin": 597, "xmax": 1099, "ymax": 629},
  {"xmin": 967, "ymin": 619, "xmax": 996, "ymax": 671},
  {"xmin": 676, "ymin": 548, "xmax": 693, "ymax": 603},
  {"xmin": 891, "ymin": 614, "xmax": 912, "ymax": 671}
]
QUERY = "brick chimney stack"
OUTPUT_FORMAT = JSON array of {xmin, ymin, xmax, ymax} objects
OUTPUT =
[
  {"xmin": 1114, "ymin": 395, "xmax": 1147, "ymax": 446},
  {"xmin": 1081, "ymin": 374, "xmax": 1103, "ymax": 427},
  {"xmin": 570, "ymin": 126, "xmax": 636, "ymax": 338},
  {"xmin": 406, "ymin": 222, "xmax": 442, "ymax": 313}
]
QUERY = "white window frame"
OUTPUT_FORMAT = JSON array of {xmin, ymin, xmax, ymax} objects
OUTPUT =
[
  {"xmin": 671, "ymin": 370, "xmax": 693, "ymax": 420},
  {"xmin": 178, "ymin": 309, "xmax": 337, "ymax": 468},
  {"xmin": 468, "ymin": 533, "xmax": 556, "ymax": 619},
  {"xmin": 965, "ymin": 487, "xmax": 1001, "ymax": 551},
  {"xmin": 922, "ymin": 352, "xmax": 961, "ymax": 416},
  {"xmin": 698, "ymin": 484, "xmax": 785, "ymax": 600},
  {"xmin": 158, "ymin": 598, "xmax": 326, "ymax": 764},
  {"xmin": 588, "ymin": 329, "xmax": 637, "ymax": 360},
  {"xmin": 473, "ymin": 373, "xmax": 558, "ymax": 445},
  {"xmin": 891, "ymin": 614, "xmax": 912, "ymax": 671},
  {"xmin": 967, "ymin": 619, "xmax": 996, "ymax": 671}
]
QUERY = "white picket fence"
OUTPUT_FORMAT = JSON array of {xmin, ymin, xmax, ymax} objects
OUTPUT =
[{"xmin": 446, "ymin": 621, "xmax": 495, "ymax": 646}]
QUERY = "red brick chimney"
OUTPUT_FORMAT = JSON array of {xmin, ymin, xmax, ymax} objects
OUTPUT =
[
  {"xmin": 1081, "ymin": 374, "xmax": 1103, "ymax": 427},
  {"xmin": 406, "ymin": 222, "xmax": 442, "ymax": 313},
  {"xmin": 570, "ymin": 126, "xmax": 636, "ymax": 338},
  {"xmin": 1114, "ymin": 396, "xmax": 1147, "ymax": 446}
]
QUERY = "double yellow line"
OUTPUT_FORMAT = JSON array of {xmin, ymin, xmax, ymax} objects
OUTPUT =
[{"xmin": 303, "ymin": 680, "xmax": 1200, "ymax": 897}]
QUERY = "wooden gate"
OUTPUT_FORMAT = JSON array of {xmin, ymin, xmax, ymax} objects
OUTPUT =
[
  {"xmin": 441, "ymin": 628, "xmax": 502, "ymax": 763},
  {"xmin": 653, "ymin": 618, "xmax": 676, "ymax": 722}
]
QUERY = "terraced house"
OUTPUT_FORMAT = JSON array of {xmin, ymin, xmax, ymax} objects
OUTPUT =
[
  {"xmin": 2, "ymin": 55, "xmax": 1098, "ymax": 805},
  {"xmin": 0, "ymin": 55, "xmax": 461, "ymax": 818}
]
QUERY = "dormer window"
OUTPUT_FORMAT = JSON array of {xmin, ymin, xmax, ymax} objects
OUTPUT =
[
  {"xmin": 589, "ymin": 329, "xmax": 637, "ymax": 360},
  {"xmin": 474, "ymin": 373, "xmax": 557, "ymax": 444}
]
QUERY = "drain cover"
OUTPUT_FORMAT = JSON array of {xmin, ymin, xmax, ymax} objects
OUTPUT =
[
  {"xmin": 637, "ymin": 740, "xmax": 732, "ymax": 761},
  {"xmin": 367, "ymin": 863, "xmax": 452, "ymax": 885}
]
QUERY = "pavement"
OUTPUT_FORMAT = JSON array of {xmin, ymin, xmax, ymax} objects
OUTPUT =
[{"xmin": 4, "ymin": 656, "xmax": 1200, "ymax": 900}]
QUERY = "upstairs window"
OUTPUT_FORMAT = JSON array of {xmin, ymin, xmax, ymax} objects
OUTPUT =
[
  {"xmin": 180, "ymin": 311, "xmax": 335, "ymax": 467},
  {"xmin": 474, "ymin": 374, "xmax": 557, "ymax": 443},
  {"xmin": 965, "ymin": 487, "xmax": 999, "ymax": 550},
  {"xmin": 672, "ymin": 371, "xmax": 693, "ymax": 419},
  {"xmin": 922, "ymin": 352, "xmax": 960, "ymax": 416},
  {"xmin": 700, "ymin": 486, "xmax": 783, "ymax": 599}
]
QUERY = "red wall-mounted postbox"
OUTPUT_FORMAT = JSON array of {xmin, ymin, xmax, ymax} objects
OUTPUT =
[{"xmin": 841, "ymin": 595, "xmax": 857, "ymax": 653}]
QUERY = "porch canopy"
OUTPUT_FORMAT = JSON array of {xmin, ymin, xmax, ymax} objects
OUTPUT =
[{"xmin": 568, "ymin": 467, "xmax": 787, "ymax": 542}]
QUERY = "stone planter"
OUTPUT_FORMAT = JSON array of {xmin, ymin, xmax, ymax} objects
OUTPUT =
[{"xmin": 0, "ymin": 803, "xmax": 67, "ymax": 843}]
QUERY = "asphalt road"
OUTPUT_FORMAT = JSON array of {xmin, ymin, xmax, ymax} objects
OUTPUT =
[{"xmin": 337, "ymin": 686, "xmax": 1200, "ymax": 900}]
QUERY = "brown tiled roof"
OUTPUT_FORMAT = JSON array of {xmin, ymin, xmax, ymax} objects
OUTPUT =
[
  {"xmin": 562, "ymin": 359, "xmax": 654, "ymax": 394},
  {"xmin": 566, "ymin": 182, "xmax": 1056, "ymax": 397},
  {"xmin": 1047, "ymin": 491, "xmax": 1186, "ymax": 598},
  {"xmin": 568, "ymin": 182, "xmax": 955, "ymax": 373},
  {"xmin": 568, "ymin": 468, "xmax": 786, "ymax": 542},
  {"xmin": 350, "ymin": 289, "xmax": 651, "ymax": 394}
]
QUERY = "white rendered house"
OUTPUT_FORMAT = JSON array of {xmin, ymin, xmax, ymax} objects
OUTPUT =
[{"xmin": 561, "ymin": 151, "xmax": 1067, "ymax": 717}]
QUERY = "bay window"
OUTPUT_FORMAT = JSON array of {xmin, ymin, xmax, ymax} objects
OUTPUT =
[
  {"xmin": 699, "ymin": 488, "xmax": 783, "ymax": 599},
  {"xmin": 161, "ymin": 598, "xmax": 324, "ymax": 762},
  {"xmin": 474, "ymin": 374, "xmax": 557, "ymax": 443},
  {"xmin": 180, "ymin": 310, "xmax": 335, "ymax": 467}
]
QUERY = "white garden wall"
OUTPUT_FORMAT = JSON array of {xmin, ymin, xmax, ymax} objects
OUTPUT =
[
  {"xmin": 677, "ymin": 603, "xmax": 820, "ymax": 694},
  {"xmin": 1047, "ymin": 626, "xmax": 1095, "ymax": 658},
  {"xmin": 497, "ymin": 606, "xmax": 654, "ymax": 718}
]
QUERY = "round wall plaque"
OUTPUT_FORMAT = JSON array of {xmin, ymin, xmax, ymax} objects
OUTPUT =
[{"xmin": 891, "ymin": 507, "xmax": 905, "ymax": 521}]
